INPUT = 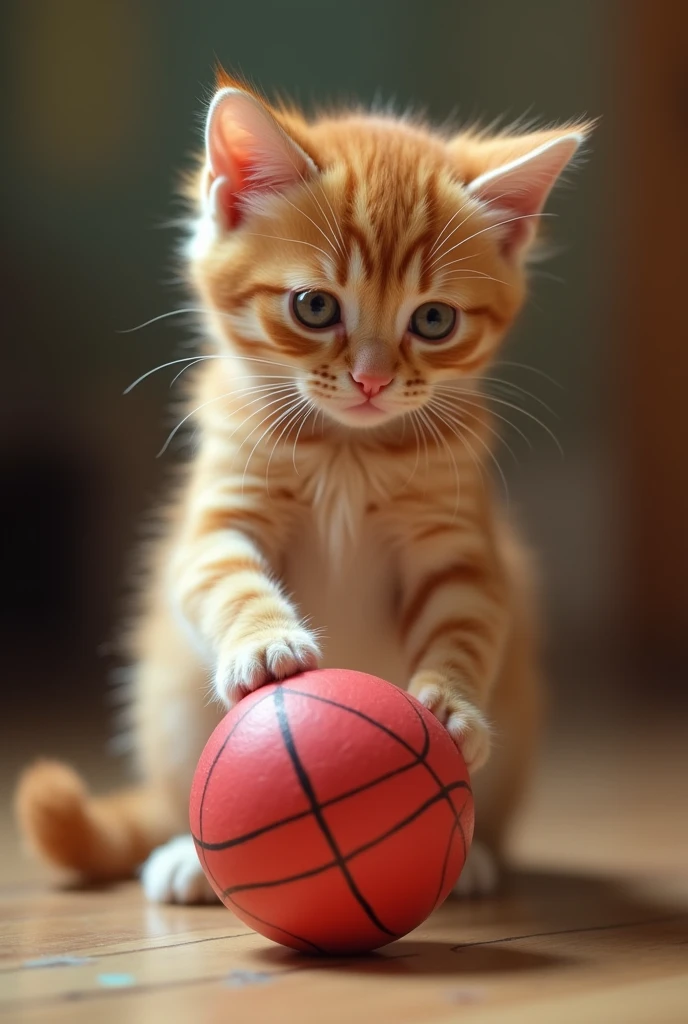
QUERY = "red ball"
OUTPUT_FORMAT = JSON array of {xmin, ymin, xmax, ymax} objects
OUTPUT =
[{"xmin": 189, "ymin": 669, "xmax": 473, "ymax": 954}]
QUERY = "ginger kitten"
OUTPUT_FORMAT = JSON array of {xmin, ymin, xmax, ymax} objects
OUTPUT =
[{"xmin": 16, "ymin": 72, "xmax": 590, "ymax": 902}]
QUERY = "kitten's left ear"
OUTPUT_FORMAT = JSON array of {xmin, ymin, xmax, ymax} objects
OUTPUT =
[
  {"xmin": 202, "ymin": 87, "xmax": 318, "ymax": 229},
  {"xmin": 463, "ymin": 131, "xmax": 586, "ymax": 258}
]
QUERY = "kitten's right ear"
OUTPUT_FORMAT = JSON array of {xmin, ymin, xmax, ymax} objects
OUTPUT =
[{"xmin": 202, "ymin": 88, "xmax": 317, "ymax": 230}]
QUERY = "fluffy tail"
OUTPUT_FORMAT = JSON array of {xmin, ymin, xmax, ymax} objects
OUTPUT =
[{"xmin": 15, "ymin": 761, "xmax": 177, "ymax": 881}]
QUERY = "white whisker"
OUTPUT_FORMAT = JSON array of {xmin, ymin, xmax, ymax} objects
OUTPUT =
[
  {"xmin": 241, "ymin": 232, "xmax": 333, "ymax": 262},
  {"xmin": 158, "ymin": 383, "xmax": 296, "ymax": 457},
  {"xmin": 431, "ymin": 399, "xmax": 509, "ymax": 506},
  {"xmin": 437, "ymin": 385, "xmax": 563, "ymax": 457},
  {"xmin": 417, "ymin": 406, "xmax": 462, "ymax": 514},
  {"xmin": 427, "ymin": 402, "xmax": 486, "ymax": 487},
  {"xmin": 429, "ymin": 213, "xmax": 555, "ymax": 271},
  {"xmin": 494, "ymin": 360, "xmax": 562, "ymax": 388},
  {"xmin": 265, "ymin": 397, "xmax": 312, "ymax": 493},
  {"xmin": 278, "ymin": 193, "xmax": 340, "ymax": 258},
  {"xmin": 432, "ymin": 393, "xmax": 524, "ymax": 462},
  {"xmin": 241, "ymin": 394, "xmax": 307, "ymax": 492}
]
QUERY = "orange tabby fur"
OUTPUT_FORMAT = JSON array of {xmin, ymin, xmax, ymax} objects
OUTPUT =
[{"xmin": 16, "ymin": 72, "xmax": 590, "ymax": 898}]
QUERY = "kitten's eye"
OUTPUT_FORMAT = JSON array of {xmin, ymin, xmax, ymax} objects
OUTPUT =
[
  {"xmin": 293, "ymin": 290, "xmax": 341, "ymax": 329},
  {"xmin": 409, "ymin": 301, "xmax": 457, "ymax": 342}
]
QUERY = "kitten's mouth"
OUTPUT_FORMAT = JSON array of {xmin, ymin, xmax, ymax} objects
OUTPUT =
[{"xmin": 345, "ymin": 399, "xmax": 385, "ymax": 414}]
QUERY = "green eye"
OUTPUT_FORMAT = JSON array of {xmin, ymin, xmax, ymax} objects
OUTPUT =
[
  {"xmin": 410, "ymin": 302, "xmax": 457, "ymax": 342},
  {"xmin": 293, "ymin": 290, "xmax": 341, "ymax": 329}
]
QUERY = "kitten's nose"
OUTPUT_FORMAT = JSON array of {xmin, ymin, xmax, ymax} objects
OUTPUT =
[{"xmin": 350, "ymin": 371, "xmax": 394, "ymax": 398}]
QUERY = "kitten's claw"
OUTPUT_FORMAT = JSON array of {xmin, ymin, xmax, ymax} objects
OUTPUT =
[
  {"xmin": 215, "ymin": 627, "xmax": 321, "ymax": 707},
  {"xmin": 410, "ymin": 673, "xmax": 491, "ymax": 773}
]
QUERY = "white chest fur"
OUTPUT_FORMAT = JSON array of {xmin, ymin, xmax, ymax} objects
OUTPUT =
[{"xmin": 282, "ymin": 517, "xmax": 407, "ymax": 688}]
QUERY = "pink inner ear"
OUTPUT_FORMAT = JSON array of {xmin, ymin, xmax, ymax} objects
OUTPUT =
[
  {"xmin": 466, "ymin": 134, "xmax": 583, "ymax": 258},
  {"xmin": 205, "ymin": 88, "xmax": 315, "ymax": 229}
]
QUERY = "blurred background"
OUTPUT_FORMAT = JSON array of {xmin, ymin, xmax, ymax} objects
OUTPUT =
[{"xmin": 1, "ymin": 1, "xmax": 687, "ymax": 825}]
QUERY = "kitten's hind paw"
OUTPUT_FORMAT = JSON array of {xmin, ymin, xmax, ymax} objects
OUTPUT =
[
  {"xmin": 453, "ymin": 840, "xmax": 499, "ymax": 898},
  {"xmin": 141, "ymin": 835, "xmax": 217, "ymax": 905}
]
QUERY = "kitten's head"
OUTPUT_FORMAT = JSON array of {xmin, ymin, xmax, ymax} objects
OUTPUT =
[{"xmin": 188, "ymin": 72, "xmax": 589, "ymax": 430}]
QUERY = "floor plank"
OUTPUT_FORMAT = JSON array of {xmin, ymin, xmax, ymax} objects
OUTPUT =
[{"xmin": 2, "ymin": 712, "xmax": 687, "ymax": 1023}]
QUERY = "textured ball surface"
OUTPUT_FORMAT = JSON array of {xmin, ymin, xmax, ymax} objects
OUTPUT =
[{"xmin": 189, "ymin": 669, "xmax": 473, "ymax": 954}]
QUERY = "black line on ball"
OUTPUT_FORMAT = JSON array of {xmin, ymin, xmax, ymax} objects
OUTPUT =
[
  {"xmin": 193, "ymin": 754, "xmax": 425, "ymax": 851},
  {"xmin": 196, "ymin": 689, "xmax": 326, "ymax": 952},
  {"xmin": 273, "ymin": 687, "xmax": 397, "ymax": 939},
  {"xmin": 197, "ymin": 690, "xmax": 277, "ymax": 889},
  {"xmin": 212, "ymin": 780, "xmax": 470, "ymax": 897}
]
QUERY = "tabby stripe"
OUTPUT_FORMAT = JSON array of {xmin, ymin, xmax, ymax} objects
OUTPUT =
[
  {"xmin": 401, "ymin": 561, "xmax": 490, "ymax": 634},
  {"xmin": 411, "ymin": 522, "xmax": 471, "ymax": 544},
  {"xmin": 229, "ymin": 283, "xmax": 285, "ymax": 308},
  {"xmin": 196, "ymin": 508, "xmax": 275, "ymax": 536},
  {"xmin": 409, "ymin": 617, "xmax": 491, "ymax": 674}
]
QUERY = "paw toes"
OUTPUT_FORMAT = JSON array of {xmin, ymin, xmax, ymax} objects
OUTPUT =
[{"xmin": 141, "ymin": 836, "xmax": 216, "ymax": 905}]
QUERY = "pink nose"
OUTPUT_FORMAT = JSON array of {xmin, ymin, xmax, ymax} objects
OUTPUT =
[{"xmin": 350, "ymin": 371, "xmax": 394, "ymax": 398}]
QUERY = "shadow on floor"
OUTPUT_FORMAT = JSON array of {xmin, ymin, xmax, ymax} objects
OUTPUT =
[{"xmin": 250, "ymin": 865, "xmax": 688, "ymax": 977}]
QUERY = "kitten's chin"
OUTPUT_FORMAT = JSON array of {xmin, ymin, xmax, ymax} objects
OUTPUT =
[{"xmin": 320, "ymin": 400, "xmax": 398, "ymax": 429}]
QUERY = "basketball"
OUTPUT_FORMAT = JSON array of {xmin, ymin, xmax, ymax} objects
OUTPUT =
[{"xmin": 189, "ymin": 669, "xmax": 474, "ymax": 954}]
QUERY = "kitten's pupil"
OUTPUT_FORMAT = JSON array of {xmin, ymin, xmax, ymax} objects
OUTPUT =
[
  {"xmin": 311, "ymin": 295, "xmax": 325, "ymax": 314},
  {"xmin": 426, "ymin": 307, "xmax": 441, "ymax": 324}
]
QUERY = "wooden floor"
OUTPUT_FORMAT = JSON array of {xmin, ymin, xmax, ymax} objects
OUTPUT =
[{"xmin": 2, "ymin": 710, "xmax": 688, "ymax": 1023}]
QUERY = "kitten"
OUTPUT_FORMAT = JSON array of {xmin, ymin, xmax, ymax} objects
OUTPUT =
[{"xmin": 16, "ymin": 71, "xmax": 589, "ymax": 903}]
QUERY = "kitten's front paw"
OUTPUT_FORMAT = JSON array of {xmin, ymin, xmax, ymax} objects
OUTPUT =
[
  {"xmin": 215, "ymin": 625, "xmax": 321, "ymax": 707},
  {"xmin": 410, "ymin": 671, "xmax": 491, "ymax": 773}
]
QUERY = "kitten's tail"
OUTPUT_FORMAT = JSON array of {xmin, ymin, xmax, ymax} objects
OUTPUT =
[{"xmin": 15, "ymin": 761, "xmax": 176, "ymax": 881}]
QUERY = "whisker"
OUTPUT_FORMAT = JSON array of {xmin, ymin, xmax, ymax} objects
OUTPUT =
[
  {"xmin": 441, "ymin": 375, "xmax": 556, "ymax": 416},
  {"xmin": 291, "ymin": 399, "xmax": 317, "ymax": 474},
  {"xmin": 429, "ymin": 213, "xmax": 556, "ymax": 272},
  {"xmin": 118, "ymin": 309, "xmax": 210, "ymax": 333},
  {"xmin": 494, "ymin": 360, "xmax": 563, "ymax": 388},
  {"xmin": 241, "ymin": 394, "xmax": 307, "ymax": 491},
  {"xmin": 427, "ymin": 402, "xmax": 486, "ymax": 488},
  {"xmin": 417, "ymin": 406, "xmax": 462, "ymax": 514},
  {"xmin": 431, "ymin": 399, "xmax": 510, "ymax": 506},
  {"xmin": 481, "ymin": 378, "xmax": 556, "ymax": 415},
  {"xmin": 300, "ymin": 178, "xmax": 346, "ymax": 258},
  {"xmin": 278, "ymin": 193, "xmax": 340, "ymax": 259},
  {"xmin": 158, "ymin": 383, "xmax": 296, "ymax": 457},
  {"xmin": 401, "ymin": 411, "xmax": 424, "ymax": 493},
  {"xmin": 124, "ymin": 353, "xmax": 296, "ymax": 394},
  {"xmin": 437, "ymin": 385, "xmax": 563, "ymax": 458},
  {"xmin": 428, "ymin": 190, "xmax": 512, "ymax": 261},
  {"xmin": 277, "ymin": 134, "xmax": 346, "ymax": 258},
  {"xmin": 265, "ymin": 397, "xmax": 312, "ymax": 493},
  {"xmin": 316, "ymin": 181, "xmax": 347, "ymax": 254},
  {"xmin": 432, "ymin": 393, "xmax": 524, "ymax": 462},
  {"xmin": 240, "ymin": 233, "xmax": 333, "ymax": 262},
  {"xmin": 438, "ymin": 268, "xmax": 511, "ymax": 287},
  {"xmin": 427, "ymin": 199, "xmax": 473, "ymax": 259}
]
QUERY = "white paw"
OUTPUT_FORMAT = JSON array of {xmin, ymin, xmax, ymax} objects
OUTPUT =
[
  {"xmin": 453, "ymin": 840, "xmax": 499, "ymax": 898},
  {"xmin": 411, "ymin": 674, "xmax": 491, "ymax": 773},
  {"xmin": 215, "ymin": 626, "xmax": 321, "ymax": 707},
  {"xmin": 141, "ymin": 835, "xmax": 217, "ymax": 905}
]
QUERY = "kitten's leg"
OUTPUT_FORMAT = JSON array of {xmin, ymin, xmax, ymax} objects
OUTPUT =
[
  {"xmin": 454, "ymin": 545, "xmax": 543, "ymax": 897},
  {"xmin": 395, "ymin": 508, "xmax": 509, "ymax": 774},
  {"xmin": 171, "ymin": 468, "xmax": 320, "ymax": 708},
  {"xmin": 130, "ymin": 593, "xmax": 222, "ymax": 904}
]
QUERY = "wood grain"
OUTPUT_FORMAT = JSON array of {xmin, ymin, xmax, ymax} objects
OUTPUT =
[{"xmin": 2, "ymin": 715, "xmax": 687, "ymax": 1023}]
